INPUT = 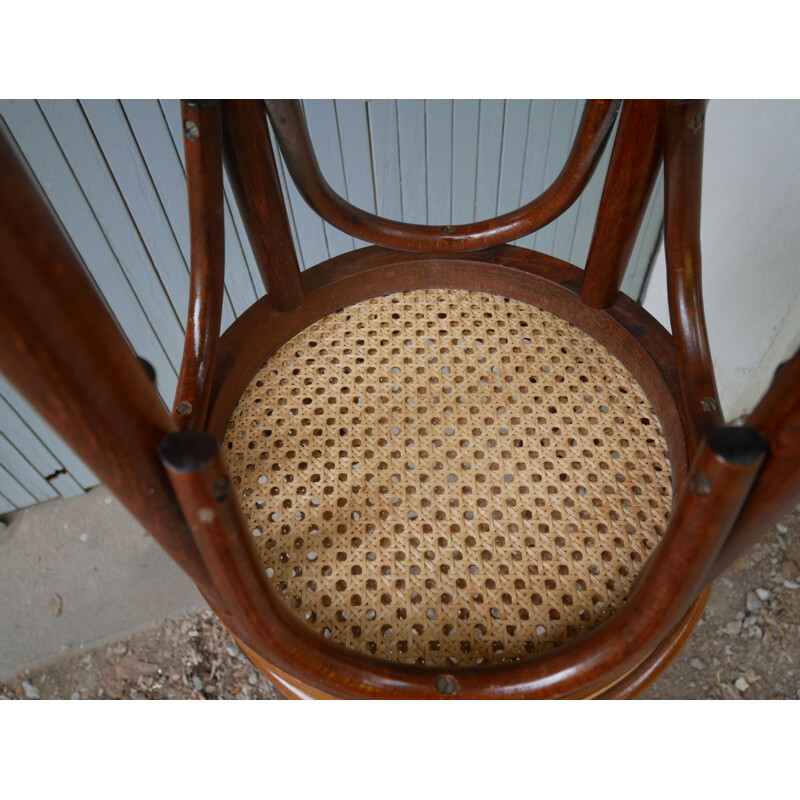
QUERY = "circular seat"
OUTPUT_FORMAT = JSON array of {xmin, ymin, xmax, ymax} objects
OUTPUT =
[{"xmin": 223, "ymin": 288, "xmax": 673, "ymax": 667}]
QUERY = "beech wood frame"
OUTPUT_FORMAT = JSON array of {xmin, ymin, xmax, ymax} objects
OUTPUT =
[{"xmin": 1, "ymin": 99, "xmax": 797, "ymax": 699}]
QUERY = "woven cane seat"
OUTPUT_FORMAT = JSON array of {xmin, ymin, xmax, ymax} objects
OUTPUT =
[{"xmin": 223, "ymin": 289, "xmax": 673, "ymax": 666}]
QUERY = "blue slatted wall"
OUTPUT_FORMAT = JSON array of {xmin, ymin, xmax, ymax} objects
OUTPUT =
[{"xmin": 0, "ymin": 99, "xmax": 664, "ymax": 512}]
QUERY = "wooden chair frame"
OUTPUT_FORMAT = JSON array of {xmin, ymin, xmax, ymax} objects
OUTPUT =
[{"xmin": 1, "ymin": 99, "xmax": 798, "ymax": 699}]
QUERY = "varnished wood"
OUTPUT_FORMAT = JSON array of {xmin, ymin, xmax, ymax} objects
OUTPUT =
[
  {"xmin": 595, "ymin": 586, "xmax": 711, "ymax": 699},
  {"xmin": 173, "ymin": 100, "xmax": 225, "ymax": 430},
  {"xmin": 232, "ymin": 588, "xmax": 710, "ymax": 700},
  {"xmin": 2, "ymin": 97, "xmax": 795, "ymax": 700},
  {"xmin": 580, "ymin": 100, "xmax": 664, "ymax": 309},
  {"xmin": 235, "ymin": 637, "xmax": 331, "ymax": 699},
  {"xmin": 264, "ymin": 99, "xmax": 620, "ymax": 253},
  {"xmin": 709, "ymin": 346, "xmax": 800, "ymax": 580},
  {"xmin": 243, "ymin": 591, "xmax": 711, "ymax": 701},
  {"xmin": 0, "ymin": 127, "xmax": 216, "ymax": 602},
  {"xmin": 156, "ymin": 417, "xmax": 764, "ymax": 698},
  {"xmin": 220, "ymin": 100, "xmax": 304, "ymax": 309},
  {"xmin": 663, "ymin": 100, "xmax": 724, "ymax": 453}
]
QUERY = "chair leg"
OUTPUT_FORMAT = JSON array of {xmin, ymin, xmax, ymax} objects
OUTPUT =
[
  {"xmin": 709, "ymin": 346, "xmax": 800, "ymax": 580},
  {"xmin": 0, "ymin": 126, "xmax": 215, "ymax": 600}
]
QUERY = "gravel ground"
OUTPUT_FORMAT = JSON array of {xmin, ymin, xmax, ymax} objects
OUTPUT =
[
  {"xmin": 2, "ymin": 512, "xmax": 798, "ymax": 701},
  {"xmin": 641, "ymin": 511, "xmax": 800, "ymax": 700}
]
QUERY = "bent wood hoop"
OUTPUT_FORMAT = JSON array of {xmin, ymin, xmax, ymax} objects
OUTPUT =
[{"xmin": 2, "ymin": 98, "xmax": 797, "ymax": 699}]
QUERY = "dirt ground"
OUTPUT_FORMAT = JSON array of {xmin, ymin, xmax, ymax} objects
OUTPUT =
[{"xmin": 2, "ymin": 512, "xmax": 798, "ymax": 701}]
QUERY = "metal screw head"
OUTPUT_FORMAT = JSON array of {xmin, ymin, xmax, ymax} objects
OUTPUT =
[
  {"xmin": 440, "ymin": 225, "xmax": 454, "ymax": 235},
  {"xmin": 689, "ymin": 114, "xmax": 704, "ymax": 133},
  {"xmin": 183, "ymin": 120, "xmax": 199, "ymax": 141},
  {"xmin": 212, "ymin": 475, "xmax": 230, "ymax": 503},
  {"xmin": 434, "ymin": 674, "xmax": 458, "ymax": 695},
  {"xmin": 690, "ymin": 471, "xmax": 712, "ymax": 497},
  {"xmin": 176, "ymin": 401, "xmax": 192, "ymax": 416},
  {"xmin": 702, "ymin": 397, "xmax": 719, "ymax": 413}
]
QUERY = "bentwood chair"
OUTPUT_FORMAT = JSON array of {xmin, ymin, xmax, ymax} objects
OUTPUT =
[{"xmin": 1, "ymin": 100, "xmax": 797, "ymax": 699}]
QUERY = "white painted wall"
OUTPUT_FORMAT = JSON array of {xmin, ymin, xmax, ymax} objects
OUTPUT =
[{"xmin": 643, "ymin": 100, "xmax": 800, "ymax": 420}]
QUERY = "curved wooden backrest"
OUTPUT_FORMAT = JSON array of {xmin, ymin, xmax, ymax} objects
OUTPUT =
[
  {"xmin": 187, "ymin": 102, "xmax": 652, "ymax": 405},
  {"xmin": 262, "ymin": 99, "xmax": 621, "ymax": 252},
  {"xmin": 1, "ymin": 99, "xmax": 798, "ymax": 698}
]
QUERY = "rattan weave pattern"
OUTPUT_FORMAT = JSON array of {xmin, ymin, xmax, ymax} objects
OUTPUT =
[{"xmin": 223, "ymin": 289, "xmax": 672, "ymax": 666}]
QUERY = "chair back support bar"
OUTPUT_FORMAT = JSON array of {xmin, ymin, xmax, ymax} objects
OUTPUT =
[
  {"xmin": 264, "ymin": 99, "xmax": 621, "ymax": 252},
  {"xmin": 663, "ymin": 99, "xmax": 725, "ymax": 451},
  {"xmin": 172, "ymin": 100, "xmax": 226, "ymax": 430},
  {"xmin": 221, "ymin": 99, "xmax": 304, "ymax": 310},
  {"xmin": 579, "ymin": 100, "xmax": 664, "ymax": 309}
]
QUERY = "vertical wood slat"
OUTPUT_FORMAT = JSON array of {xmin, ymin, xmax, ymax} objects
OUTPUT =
[
  {"xmin": 0, "ymin": 102, "xmax": 179, "ymax": 403},
  {"xmin": 80, "ymin": 100, "xmax": 191, "ymax": 329},
  {"xmin": 302, "ymin": 100, "xmax": 355, "ymax": 257},
  {"xmin": 530, "ymin": 100, "xmax": 581, "ymax": 256},
  {"xmin": 514, "ymin": 99, "xmax": 556, "ymax": 252},
  {"xmin": 451, "ymin": 100, "xmax": 480, "ymax": 225},
  {"xmin": 396, "ymin": 100, "xmax": 427, "ymax": 225},
  {"xmin": 366, "ymin": 100, "xmax": 403, "ymax": 223},
  {"xmin": 0, "ymin": 431, "xmax": 59, "ymax": 503},
  {"xmin": 496, "ymin": 100, "xmax": 532, "ymax": 216},
  {"xmin": 580, "ymin": 100, "xmax": 665, "ymax": 309},
  {"xmin": 425, "ymin": 99, "xmax": 453, "ymax": 225},
  {"xmin": 474, "ymin": 100, "xmax": 505, "ymax": 221},
  {"xmin": 37, "ymin": 101, "xmax": 186, "ymax": 374},
  {"xmin": 273, "ymin": 139, "xmax": 330, "ymax": 269},
  {"xmin": 159, "ymin": 99, "xmax": 261, "ymax": 316},
  {"xmin": 259, "ymin": 103, "xmax": 330, "ymax": 272},
  {"xmin": 567, "ymin": 112, "xmax": 620, "ymax": 269},
  {"xmin": 220, "ymin": 100, "xmax": 304, "ymax": 310},
  {"xmin": 121, "ymin": 99, "xmax": 235, "ymax": 331},
  {"xmin": 0, "ymin": 393, "xmax": 65, "ymax": 481},
  {"xmin": 0, "ymin": 374, "xmax": 97, "ymax": 489},
  {"xmin": 269, "ymin": 133, "xmax": 307, "ymax": 270}
]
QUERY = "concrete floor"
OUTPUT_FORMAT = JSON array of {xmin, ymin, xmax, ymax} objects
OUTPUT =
[
  {"xmin": 0, "ymin": 487, "xmax": 206, "ymax": 681},
  {"xmin": 2, "ymin": 486, "xmax": 798, "ymax": 700}
]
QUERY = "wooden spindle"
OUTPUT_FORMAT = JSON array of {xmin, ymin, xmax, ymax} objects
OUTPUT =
[
  {"xmin": 221, "ymin": 100, "xmax": 304, "ymax": 310},
  {"xmin": 663, "ymin": 100, "xmax": 724, "ymax": 452},
  {"xmin": 580, "ymin": 100, "xmax": 664, "ymax": 309},
  {"xmin": 173, "ymin": 100, "xmax": 226, "ymax": 430},
  {"xmin": 629, "ymin": 426, "xmax": 769, "ymax": 597}
]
